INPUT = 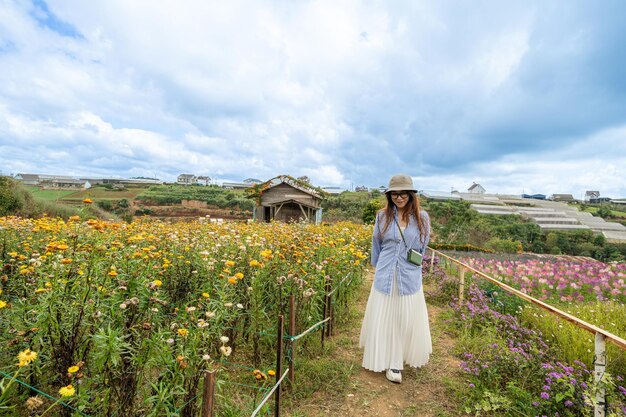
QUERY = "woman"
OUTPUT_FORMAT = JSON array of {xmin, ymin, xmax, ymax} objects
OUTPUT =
[{"xmin": 359, "ymin": 173, "xmax": 432, "ymax": 383}]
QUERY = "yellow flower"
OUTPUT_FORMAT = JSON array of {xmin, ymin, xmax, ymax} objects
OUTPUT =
[
  {"xmin": 267, "ymin": 369, "xmax": 276, "ymax": 376},
  {"xmin": 17, "ymin": 349, "xmax": 37, "ymax": 367},
  {"xmin": 0, "ymin": 300, "xmax": 7, "ymax": 309},
  {"xmin": 201, "ymin": 292, "xmax": 210, "ymax": 298},
  {"xmin": 153, "ymin": 279, "xmax": 162, "ymax": 287},
  {"xmin": 228, "ymin": 277, "xmax": 237, "ymax": 285},
  {"xmin": 249, "ymin": 259, "xmax": 261, "ymax": 267},
  {"xmin": 69, "ymin": 215, "xmax": 81, "ymax": 221},
  {"xmin": 68, "ymin": 365, "xmax": 80, "ymax": 373},
  {"xmin": 82, "ymin": 198, "xmax": 93, "ymax": 204},
  {"xmin": 108, "ymin": 270, "xmax": 118, "ymax": 277},
  {"xmin": 61, "ymin": 258, "xmax": 72, "ymax": 264},
  {"xmin": 177, "ymin": 328, "xmax": 189, "ymax": 337},
  {"xmin": 260, "ymin": 249, "xmax": 272, "ymax": 259},
  {"xmin": 225, "ymin": 260, "xmax": 235, "ymax": 267},
  {"xmin": 234, "ymin": 272, "xmax": 244, "ymax": 279},
  {"xmin": 59, "ymin": 384, "xmax": 75, "ymax": 397}
]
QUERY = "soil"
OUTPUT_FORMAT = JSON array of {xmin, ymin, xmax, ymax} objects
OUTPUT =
[
  {"xmin": 131, "ymin": 202, "xmax": 250, "ymax": 221},
  {"xmin": 288, "ymin": 270, "xmax": 463, "ymax": 416}
]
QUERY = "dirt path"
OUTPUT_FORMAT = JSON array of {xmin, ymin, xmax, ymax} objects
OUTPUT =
[{"xmin": 290, "ymin": 270, "xmax": 463, "ymax": 416}]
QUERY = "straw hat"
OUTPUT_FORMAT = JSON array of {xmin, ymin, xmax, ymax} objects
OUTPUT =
[{"xmin": 385, "ymin": 174, "xmax": 416, "ymax": 193}]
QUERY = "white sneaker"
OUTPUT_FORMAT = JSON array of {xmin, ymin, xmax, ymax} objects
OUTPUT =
[{"xmin": 385, "ymin": 369, "xmax": 402, "ymax": 383}]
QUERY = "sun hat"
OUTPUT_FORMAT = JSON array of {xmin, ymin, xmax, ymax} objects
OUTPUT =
[{"xmin": 385, "ymin": 174, "xmax": 417, "ymax": 193}]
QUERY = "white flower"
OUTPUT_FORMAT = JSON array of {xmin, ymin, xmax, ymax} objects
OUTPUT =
[
  {"xmin": 220, "ymin": 336, "xmax": 229, "ymax": 344},
  {"xmin": 205, "ymin": 311, "xmax": 216, "ymax": 318},
  {"xmin": 119, "ymin": 303, "xmax": 127, "ymax": 309},
  {"xmin": 186, "ymin": 306, "xmax": 197, "ymax": 313},
  {"xmin": 220, "ymin": 346, "xmax": 232, "ymax": 357},
  {"xmin": 151, "ymin": 308, "xmax": 159, "ymax": 312},
  {"xmin": 236, "ymin": 303, "xmax": 244, "ymax": 309},
  {"xmin": 166, "ymin": 338, "xmax": 175, "ymax": 344},
  {"xmin": 202, "ymin": 354, "xmax": 211, "ymax": 361},
  {"xmin": 224, "ymin": 302, "xmax": 233, "ymax": 308}
]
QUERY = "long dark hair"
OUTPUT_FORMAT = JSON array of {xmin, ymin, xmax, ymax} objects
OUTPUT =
[{"xmin": 378, "ymin": 191, "xmax": 427, "ymax": 242}]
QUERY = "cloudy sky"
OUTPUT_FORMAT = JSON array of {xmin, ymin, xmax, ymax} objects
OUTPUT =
[{"xmin": 1, "ymin": 1, "xmax": 625, "ymax": 197}]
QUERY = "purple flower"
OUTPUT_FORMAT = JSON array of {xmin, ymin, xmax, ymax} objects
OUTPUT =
[
  {"xmin": 564, "ymin": 400, "xmax": 573, "ymax": 407},
  {"xmin": 469, "ymin": 383, "xmax": 475, "ymax": 388},
  {"xmin": 540, "ymin": 392, "xmax": 550, "ymax": 399}
]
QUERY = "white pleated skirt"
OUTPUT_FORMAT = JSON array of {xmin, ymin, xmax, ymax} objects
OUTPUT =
[{"xmin": 359, "ymin": 275, "xmax": 432, "ymax": 372}]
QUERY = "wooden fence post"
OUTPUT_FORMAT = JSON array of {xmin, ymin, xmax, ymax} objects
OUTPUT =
[
  {"xmin": 288, "ymin": 295, "xmax": 296, "ymax": 390},
  {"xmin": 201, "ymin": 370, "xmax": 215, "ymax": 417},
  {"xmin": 325, "ymin": 280, "xmax": 333, "ymax": 337},
  {"xmin": 430, "ymin": 249, "xmax": 436, "ymax": 269},
  {"xmin": 459, "ymin": 267, "xmax": 465, "ymax": 305},
  {"xmin": 594, "ymin": 332, "xmax": 607, "ymax": 417},
  {"xmin": 321, "ymin": 278, "xmax": 328, "ymax": 348},
  {"xmin": 275, "ymin": 315, "xmax": 284, "ymax": 417}
]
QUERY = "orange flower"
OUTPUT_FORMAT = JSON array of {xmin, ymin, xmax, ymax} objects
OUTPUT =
[{"xmin": 82, "ymin": 198, "xmax": 93, "ymax": 204}]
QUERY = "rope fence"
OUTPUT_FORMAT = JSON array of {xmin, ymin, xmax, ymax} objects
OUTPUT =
[
  {"xmin": 0, "ymin": 271, "xmax": 354, "ymax": 417},
  {"xmin": 429, "ymin": 247, "xmax": 626, "ymax": 417}
]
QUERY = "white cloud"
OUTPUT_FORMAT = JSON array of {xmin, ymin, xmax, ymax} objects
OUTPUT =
[{"xmin": 0, "ymin": 1, "xmax": 625, "ymax": 197}]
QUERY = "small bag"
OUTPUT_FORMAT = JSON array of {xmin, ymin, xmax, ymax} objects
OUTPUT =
[
  {"xmin": 396, "ymin": 220, "xmax": 423, "ymax": 266},
  {"xmin": 407, "ymin": 248, "xmax": 423, "ymax": 266}
]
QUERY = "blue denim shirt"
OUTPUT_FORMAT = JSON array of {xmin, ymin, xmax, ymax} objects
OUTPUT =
[{"xmin": 371, "ymin": 208, "xmax": 430, "ymax": 296}]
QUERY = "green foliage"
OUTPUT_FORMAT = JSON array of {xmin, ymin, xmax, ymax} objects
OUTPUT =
[
  {"xmin": 485, "ymin": 237, "xmax": 523, "ymax": 254},
  {"xmin": 137, "ymin": 185, "xmax": 254, "ymax": 211},
  {"xmin": 424, "ymin": 199, "xmax": 624, "ymax": 261},
  {"xmin": 0, "ymin": 177, "xmax": 81, "ymax": 219},
  {"xmin": 321, "ymin": 191, "xmax": 378, "ymax": 222},
  {"xmin": 361, "ymin": 199, "xmax": 383, "ymax": 224},
  {"xmin": 520, "ymin": 302, "xmax": 626, "ymax": 374}
]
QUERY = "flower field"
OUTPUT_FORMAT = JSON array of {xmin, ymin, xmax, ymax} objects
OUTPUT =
[
  {"xmin": 457, "ymin": 253, "xmax": 626, "ymax": 304},
  {"xmin": 427, "ymin": 254, "xmax": 626, "ymax": 416},
  {"xmin": 0, "ymin": 215, "xmax": 370, "ymax": 416}
]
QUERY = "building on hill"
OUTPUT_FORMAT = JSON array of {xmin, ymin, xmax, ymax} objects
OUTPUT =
[
  {"xmin": 197, "ymin": 176, "xmax": 211, "ymax": 186},
  {"xmin": 467, "ymin": 182, "xmax": 486, "ymax": 194},
  {"xmin": 250, "ymin": 175, "xmax": 324, "ymax": 224},
  {"xmin": 584, "ymin": 191, "xmax": 600, "ymax": 202},
  {"xmin": 321, "ymin": 186, "xmax": 345, "ymax": 195},
  {"xmin": 42, "ymin": 179, "xmax": 91, "ymax": 189},
  {"xmin": 222, "ymin": 181, "xmax": 249, "ymax": 189},
  {"xmin": 177, "ymin": 174, "xmax": 197, "ymax": 185},
  {"xmin": 243, "ymin": 178, "xmax": 262, "ymax": 185},
  {"xmin": 14, "ymin": 173, "xmax": 42, "ymax": 185},
  {"xmin": 355, "ymin": 185, "xmax": 369, "ymax": 192},
  {"xmin": 421, "ymin": 190, "xmax": 462, "ymax": 201},
  {"xmin": 522, "ymin": 193, "xmax": 547, "ymax": 200},
  {"xmin": 590, "ymin": 197, "xmax": 612, "ymax": 204}
]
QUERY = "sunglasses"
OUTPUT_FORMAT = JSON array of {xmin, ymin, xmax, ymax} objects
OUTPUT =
[{"xmin": 390, "ymin": 192, "xmax": 409, "ymax": 199}]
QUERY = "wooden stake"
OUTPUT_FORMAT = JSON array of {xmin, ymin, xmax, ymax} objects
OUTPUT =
[
  {"xmin": 325, "ymin": 280, "xmax": 332, "ymax": 337},
  {"xmin": 288, "ymin": 295, "xmax": 296, "ymax": 390},
  {"xmin": 321, "ymin": 278, "xmax": 328, "ymax": 348},
  {"xmin": 275, "ymin": 315, "xmax": 284, "ymax": 417},
  {"xmin": 459, "ymin": 267, "xmax": 465, "ymax": 305},
  {"xmin": 594, "ymin": 332, "xmax": 606, "ymax": 417},
  {"xmin": 201, "ymin": 370, "xmax": 215, "ymax": 417}
]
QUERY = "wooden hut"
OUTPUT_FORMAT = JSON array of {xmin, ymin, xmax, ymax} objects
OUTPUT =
[{"xmin": 249, "ymin": 175, "xmax": 324, "ymax": 224}]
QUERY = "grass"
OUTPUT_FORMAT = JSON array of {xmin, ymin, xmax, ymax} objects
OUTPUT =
[
  {"xmin": 520, "ymin": 302, "xmax": 626, "ymax": 375},
  {"xmin": 580, "ymin": 206, "xmax": 626, "ymax": 218},
  {"xmin": 24, "ymin": 186, "xmax": 76, "ymax": 201},
  {"xmin": 24, "ymin": 184, "xmax": 149, "ymax": 200}
]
